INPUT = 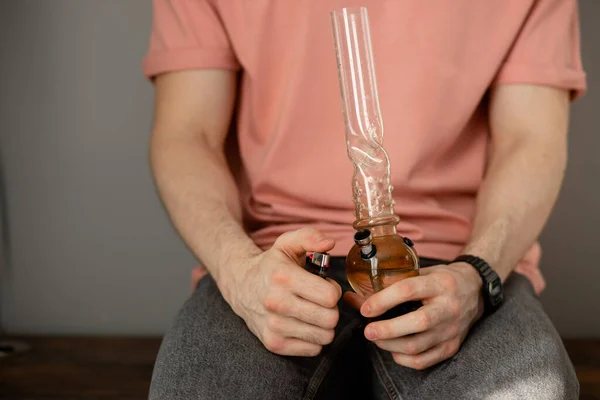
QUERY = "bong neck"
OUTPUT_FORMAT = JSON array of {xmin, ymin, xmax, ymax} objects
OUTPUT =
[
  {"xmin": 370, "ymin": 224, "xmax": 397, "ymax": 237},
  {"xmin": 353, "ymin": 214, "xmax": 400, "ymax": 237}
]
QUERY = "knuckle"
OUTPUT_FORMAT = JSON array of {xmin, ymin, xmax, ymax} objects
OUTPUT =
[
  {"xmin": 398, "ymin": 281, "xmax": 414, "ymax": 298},
  {"xmin": 392, "ymin": 352, "xmax": 404, "ymax": 365},
  {"xmin": 266, "ymin": 316, "xmax": 283, "ymax": 332},
  {"xmin": 403, "ymin": 341, "xmax": 421, "ymax": 355},
  {"xmin": 448, "ymin": 301, "xmax": 461, "ymax": 319},
  {"xmin": 323, "ymin": 310, "xmax": 339, "ymax": 329},
  {"xmin": 272, "ymin": 236, "xmax": 283, "ymax": 247},
  {"xmin": 412, "ymin": 357, "xmax": 427, "ymax": 371},
  {"xmin": 441, "ymin": 273, "xmax": 458, "ymax": 291},
  {"xmin": 273, "ymin": 231, "xmax": 292, "ymax": 246},
  {"xmin": 271, "ymin": 270, "xmax": 290, "ymax": 286},
  {"xmin": 263, "ymin": 333, "xmax": 285, "ymax": 353},
  {"xmin": 299, "ymin": 226, "xmax": 318, "ymax": 236},
  {"xmin": 298, "ymin": 306, "xmax": 317, "ymax": 325},
  {"xmin": 304, "ymin": 331, "xmax": 325, "ymax": 345},
  {"xmin": 417, "ymin": 314, "xmax": 431, "ymax": 331},
  {"xmin": 323, "ymin": 329, "xmax": 335, "ymax": 344},
  {"xmin": 323, "ymin": 289, "xmax": 340, "ymax": 308},
  {"xmin": 446, "ymin": 340, "xmax": 460, "ymax": 358},
  {"xmin": 306, "ymin": 345, "xmax": 323, "ymax": 357},
  {"xmin": 263, "ymin": 294, "xmax": 284, "ymax": 313},
  {"xmin": 297, "ymin": 227, "xmax": 323, "ymax": 243},
  {"xmin": 447, "ymin": 323, "xmax": 459, "ymax": 338},
  {"xmin": 303, "ymin": 328, "xmax": 334, "ymax": 345}
]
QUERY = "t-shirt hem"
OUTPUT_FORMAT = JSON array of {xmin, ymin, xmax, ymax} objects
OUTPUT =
[
  {"xmin": 142, "ymin": 48, "xmax": 241, "ymax": 80},
  {"xmin": 493, "ymin": 63, "xmax": 587, "ymax": 100}
]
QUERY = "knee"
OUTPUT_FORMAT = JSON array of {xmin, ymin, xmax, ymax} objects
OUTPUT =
[
  {"xmin": 496, "ymin": 334, "xmax": 580, "ymax": 400},
  {"xmin": 148, "ymin": 332, "xmax": 308, "ymax": 400},
  {"xmin": 485, "ymin": 369, "xmax": 579, "ymax": 400},
  {"xmin": 148, "ymin": 329, "xmax": 201, "ymax": 400},
  {"xmin": 147, "ymin": 282, "xmax": 309, "ymax": 400},
  {"xmin": 533, "ymin": 332, "xmax": 579, "ymax": 399},
  {"xmin": 147, "ymin": 279, "xmax": 239, "ymax": 399},
  {"xmin": 538, "ymin": 345, "xmax": 580, "ymax": 400}
]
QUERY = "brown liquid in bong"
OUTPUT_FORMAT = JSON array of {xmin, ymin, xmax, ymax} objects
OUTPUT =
[{"xmin": 346, "ymin": 235, "xmax": 419, "ymax": 298}]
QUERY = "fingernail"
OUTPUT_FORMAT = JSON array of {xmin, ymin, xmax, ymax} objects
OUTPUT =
[
  {"xmin": 365, "ymin": 326, "xmax": 377, "ymax": 340},
  {"xmin": 362, "ymin": 304, "xmax": 371, "ymax": 316}
]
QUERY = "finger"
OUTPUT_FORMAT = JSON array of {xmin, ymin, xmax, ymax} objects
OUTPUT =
[
  {"xmin": 326, "ymin": 279, "xmax": 343, "ymax": 302},
  {"xmin": 273, "ymin": 227, "xmax": 335, "ymax": 262},
  {"xmin": 374, "ymin": 327, "xmax": 448, "ymax": 354},
  {"xmin": 283, "ymin": 295, "xmax": 340, "ymax": 329},
  {"xmin": 364, "ymin": 305, "xmax": 446, "ymax": 340},
  {"xmin": 391, "ymin": 340, "xmax": 459, "ymax": 370},
  {"xmin": 343, "ymin": 291, "xmax": 366, "ymax": 311},
  {"xmin": 267, "ymin": 315, "xmax": 335, "ymax": 345},
  {"xmin": 263, "ymin": 333, "xmax": 322, "ymax": 357},
  {"xmin": 289, "ymin": 269, "xmax": 342, "ymax": 308},
  {"xmin": 361, "ymin": 275, "xmax": 442, "ymax": 318}
]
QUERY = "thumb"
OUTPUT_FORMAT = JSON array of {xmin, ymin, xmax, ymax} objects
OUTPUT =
[{"xmin": 273, "ymin": 227, "xmax": 335, "ymax": 262}]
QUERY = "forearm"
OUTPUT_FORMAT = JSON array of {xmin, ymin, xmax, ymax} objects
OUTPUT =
[
  {"xmin": 150, "ymin": 134, "xmax": 261, "ymax": 284},
  {"xmin": 462, "ymin": 138, "xmax": 567, "ymax": 281}
]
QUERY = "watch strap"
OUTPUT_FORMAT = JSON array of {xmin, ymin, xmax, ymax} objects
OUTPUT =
[{"xmin": 453, "ymin": 255, "xmax": 504, "ymax": 316}]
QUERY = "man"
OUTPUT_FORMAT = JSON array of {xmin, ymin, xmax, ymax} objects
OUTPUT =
[{"xmin": 143, "ymin": 0, "xmax": 586, "ymax": 398}]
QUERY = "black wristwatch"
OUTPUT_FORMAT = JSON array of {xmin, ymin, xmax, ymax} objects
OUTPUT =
[{"xmin": 453, "ymin": 255, "xmax": 504, "ymax": 317}]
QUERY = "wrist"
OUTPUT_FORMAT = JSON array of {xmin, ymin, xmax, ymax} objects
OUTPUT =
[
  {"xmin": 452, "ymin": 255, "xmax": 505, "ymax": 319},
  {"xmin": 214, "ymin": 240, "xmax": 262, "ymax": 299},
  {"xmin": 449, "ymin": 261, "xmax": 485, "ymax": 321},
  {"xmin": 449, "ymin": 261, "xmax": 482, "ymax": 290}
]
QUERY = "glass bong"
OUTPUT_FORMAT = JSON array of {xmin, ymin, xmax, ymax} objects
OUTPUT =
[{"xmin": 331, "ymin": 7, "xmax": 420, "ymax": 313}]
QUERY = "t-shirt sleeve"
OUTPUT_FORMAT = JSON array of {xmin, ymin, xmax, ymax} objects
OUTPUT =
[
  {"xmin": 142, "ymin": 0, "xmax": 240, "ymax": 80},
  {"xmin": 493, "ymin": 0, "xmax": 586, "ymax": 100}
]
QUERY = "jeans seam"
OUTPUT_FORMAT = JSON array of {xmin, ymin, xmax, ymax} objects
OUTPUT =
[
  {"xmin": 302, "ymin": 319, "xmax": 362, "ymax": 400},
  {"xmin": 371, "ymin": 344, "xmax": 404, "ymax": 400}
]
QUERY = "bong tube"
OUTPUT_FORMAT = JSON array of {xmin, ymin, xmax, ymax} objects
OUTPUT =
[{"xmin": 331, "ymin": 7, "xmax": 399, "ymax": 230}]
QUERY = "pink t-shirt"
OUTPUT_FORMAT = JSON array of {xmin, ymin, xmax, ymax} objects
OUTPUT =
[{"xmin": 143, "ymin": 0, "xmax": 586, "ymax": 294}]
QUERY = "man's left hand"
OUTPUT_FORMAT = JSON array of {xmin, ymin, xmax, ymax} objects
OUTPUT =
[{"xmin": 344, "ymin": 262, "xmax": 485, "ymax": 370}]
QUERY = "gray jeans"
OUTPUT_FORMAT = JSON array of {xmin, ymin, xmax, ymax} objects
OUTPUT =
[{"xmin": 149, "ymin": 258, "xmax": 579, "ymax": 399}]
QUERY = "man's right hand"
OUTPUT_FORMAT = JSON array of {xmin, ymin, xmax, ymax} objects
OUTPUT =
[{"xmin": 221, "ymin": 227, "xmax": 342, "ymax": 357}]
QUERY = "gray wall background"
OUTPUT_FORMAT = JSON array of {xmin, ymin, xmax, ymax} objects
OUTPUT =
[{"xmin": 0, "ymin": 0, "xmax": 598, "ymax": 337}]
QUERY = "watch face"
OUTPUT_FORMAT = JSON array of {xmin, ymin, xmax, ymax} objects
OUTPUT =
[
  {"xmin": 489, "ymin": 283, "xmax": 501, "ymax": 296},
  {"xmin": 487, "ymin": 277, "xmax": 504, "ymax": 308}
]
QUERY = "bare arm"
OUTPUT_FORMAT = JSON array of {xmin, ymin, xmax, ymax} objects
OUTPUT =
[
  {"xmin": 150, "ymin": 70, "xmax": 341, "ymax": 357},
  {"xmin": 150, "ymin": 70, "xmax": 261, "ymax": 290},
  {"xmin": 349, "ymin": 84, "xmax": 570, "ymax": 370},
  {"xmin": 462, "ymin": 84, "xmax": 569, "ymax": 282}
]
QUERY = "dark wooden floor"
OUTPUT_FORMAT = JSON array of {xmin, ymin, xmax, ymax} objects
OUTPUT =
[
  {"xmin": 567, "ymin": 340, "xmax": 600, "ymax": 400},
  {"xmin": 0, "ymin": 337, "xmax": 598, "ymax": 399},
  {"xmin": 0, "ymin": 337, "xmax": 160, "ymax": 400}
]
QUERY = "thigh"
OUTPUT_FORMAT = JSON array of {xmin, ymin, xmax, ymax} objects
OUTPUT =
[
  {"xmin": 369, "ymin": 273, "xmax": 579, "ymax": 400},
  {"xmin": 149, "ymin": 274, "xmax": 360, "ymax": 400}
]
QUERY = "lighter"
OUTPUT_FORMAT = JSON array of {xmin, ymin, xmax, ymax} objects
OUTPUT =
[{"xmin": 305, "ymin": 252, "xmax": 330, "ymax": 279}]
